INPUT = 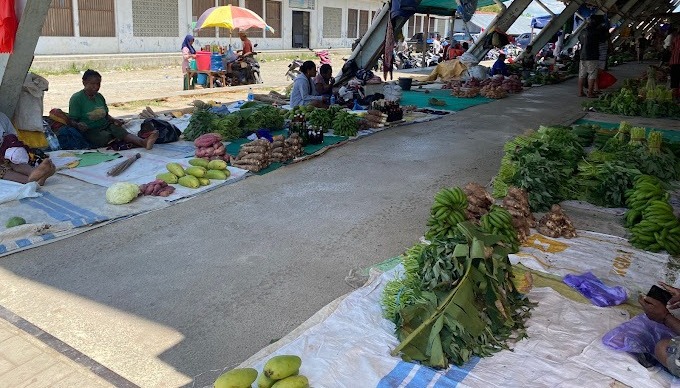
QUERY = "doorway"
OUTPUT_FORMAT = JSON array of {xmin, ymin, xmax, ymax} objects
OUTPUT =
[{"xmin": 292, "ymin": 11, "xmax": 310, "ymax": 48}]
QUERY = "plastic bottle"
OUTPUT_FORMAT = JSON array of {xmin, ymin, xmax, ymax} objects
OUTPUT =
[
  {"xmin": 44, "ymin": 126, "xmax": 61, "ymax": 151},
  {"xmin": 330, "ymin": 95, "xmax": 336, "ymax": 105},
  {"xmin": 247, "ymin": 87, "xmax": 254, "ymax": 102}
]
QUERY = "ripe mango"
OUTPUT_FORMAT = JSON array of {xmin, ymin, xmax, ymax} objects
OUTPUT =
[
  {"xmin": 271, "ymin": 375, "xmax": 308, "ymax": 388},
  {"xmin": 206, "ymin": 169, "xmax": 228, "ymax": 180},
  {"xmin": 156, "ymin": 172, "xmax": 179, "ymax": 184},
  {"xmin": 207, "ymin": 159, "xmax": 228, "ymax": 170},
  {"xmin": 198, "ymin": 177, "xmax": 210, "ymax": 186},
  {"xmin": 214, "ymin": 368, "xmax": 257, "ymax": 388},
  {"xmin": 166, "ymin": 163, "xmax": 185, "ymax": 177},
  {"xmin": 186, "ymin": 166, "xmax": 207, "ymax": 178},
  {"xmin": 189, "ymin": 158, "xmax": 209, "ymax": 168},
  {"xmin": 178, "ymin": 175, "xmax": 200, "ymax": 189},
  {"xmin": 256, "ymin": 373, "xmax": 277, "ymax": 388},
  {"xmin": 264, "ymin": 355, "xmax": 301, "ymax": 380}
]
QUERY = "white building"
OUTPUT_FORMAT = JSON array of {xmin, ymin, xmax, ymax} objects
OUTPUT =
[{"xmin": 36, "ymin": 0, "xmax": 455, "ymax": 55}]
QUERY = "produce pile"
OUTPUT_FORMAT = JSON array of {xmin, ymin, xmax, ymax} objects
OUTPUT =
[
  {"xmin": 139, "ymin": 179, "xmax": 176, "ymax": 197},
  {"xmin": 480, "ymin": 85, "xmax": 508, "ymax": 99},
  {"xmin": 625, "ymin": 175, "xmax": 680, "ymax": 255},
  {"xmin": 231, "ymin": 138, "xmax": 272, "ymax": 172},
  {"xmin": 583, "ymin": 74, "xmax": 680, "ymax": 118},
  {"xmin": 183, "ymin": 104, "xmax": 286, "ymax": 141},
  {"xmin": 451, "ymin": 87, "xmax": 480, "ymax": 98},
  {"xmin": 105, "ymin": 182, "xmax": 141, "ymax": 205},
  {"xmin": 157, "ymin": 160, "xmax": 230, "ymax": 189},
  {"xmin": 442, "ymin": 78, "xmax": 481, "ymax": 90},
  {"xmin": 502, "ymin": 187, "xmax": 535, "ymax": 244},
  {"xmin": 193, "ymin": 133, "xmax": 228, "ymax": 161},
  {"xmin": 332, "ymin": 110, "xmax": 360, "ymax": 137},
  {"xmin": 425, "ymin": 187, "xmax": 469, "ymax": 240},
  {"xmin": 479, "ymin": 75, "xmax": 523, "ymax": 94},
  {"xmin": 480, "ymin": 205, "xmax": 521, "ymax": 252},
  {"xmin": 463, "ymin": 182, "xmax": 493, "ymax": 219},
  {"xmin": 269, "ymin": 134, "xmax": 304, "ymax": 163},
  {"xmin": 537, "ymin": 204, "xmax": 577, "ymax": 238},
  {"xmin": 361, "ymin": 110, "xmax": 388, "ymax": 128},
  {"xmin": 214, "ymin": 354, "xmax": 308, "ymax": 388},
  {"xmin": 382, "ymin": 215, "xmax": 532, "ymax": 368}
]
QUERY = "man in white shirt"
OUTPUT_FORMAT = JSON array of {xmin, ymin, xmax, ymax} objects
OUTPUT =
[{"xmin": 432, "ymin": 34, "xmax": 442, "ymax": 54}]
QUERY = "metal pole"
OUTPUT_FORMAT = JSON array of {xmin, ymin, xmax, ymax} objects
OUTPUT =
[{"xmin": 423, "ymin": 13, "xmax": 429, "ymax": 67}]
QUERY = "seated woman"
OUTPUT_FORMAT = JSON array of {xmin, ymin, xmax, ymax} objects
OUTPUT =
[
  {"xmin": 490, "ymin": 53, "xmax": 510, "ymax": 76},
  {"xmin": 290, "ymin": 61, "xmax": 328, "ymax": 109},
  {"xmin": 447, "ymin": 43, "xmax": 464, "ymax": 60},
  {"xmin": 68, "ymin": 70, "xmax": 158, "ymax": 149},
  {"xmin": 314, "ymin": 64, "xmax": 335, "ymax": 98},
  {"xmin": 0, "ymin": 113, "xmax": 55, "ymax": 186}
]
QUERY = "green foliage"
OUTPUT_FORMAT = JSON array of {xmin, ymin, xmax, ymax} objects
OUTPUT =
[
  {"xmin": 387, "ymin": 222, "xmax": 532, "ymax": 368},
  {"xmin": 575, "ymin": 160, "xmax": 641, "ymax": 207}
]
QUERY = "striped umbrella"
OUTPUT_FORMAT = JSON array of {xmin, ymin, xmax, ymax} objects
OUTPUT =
[{"xmin": 194, "ymin": 5, "xmax": 274, "ymax": 33}]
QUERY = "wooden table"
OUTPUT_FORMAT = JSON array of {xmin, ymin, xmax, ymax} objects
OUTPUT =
[{"xmin": 184, "ymin": 70, "xmax": 228, "ymax": 90}]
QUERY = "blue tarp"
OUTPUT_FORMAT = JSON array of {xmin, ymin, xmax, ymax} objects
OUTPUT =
[{"xmin": 531, "ymin": 15, "xmax": 552, "ymax": 29}]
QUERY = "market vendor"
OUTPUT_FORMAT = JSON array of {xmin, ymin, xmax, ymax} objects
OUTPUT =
[
  {"xmin": 447, "ymin": 43, "xmax": 464, "ymax": 60},
  {"xmin": 290, "ymin": 61, "xmax": 327, "ymax": 109},
  {"xmin": 68, "ymin": 70, "xmax": 158, "ymax": 149},
  {"xmin": 490, "ymin": 53, "xmax": 510, "ymax": 76},
  {"xmin": 639, "ymin": 281, "xmax": 680, "ymax": 377},
  {"xmin": 238, "ymin": 32, "xmax": 253, "ymax": 56},
  {"xmin": 314, "ymin": 64, "xmax": 335, "ymax": 97},
  {"xmin": 181, "ymin": 34, "xmax": 197, "ymax": 89},
  {"xmin": 0, "ymin": 112, "xmax": 55, "ymax": 186}
]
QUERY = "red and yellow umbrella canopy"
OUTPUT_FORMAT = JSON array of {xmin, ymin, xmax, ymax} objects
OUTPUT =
[{"xmin": 194, "ymin": 5, "xmax": 274, "ymax": 33}]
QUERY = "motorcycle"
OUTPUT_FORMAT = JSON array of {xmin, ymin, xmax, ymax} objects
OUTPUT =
[
  {"xmin": 232, "ymin": 51, "xmax": 262, "ymax": 85},
  {"xmin": 286, "ymin": 58, "xmax": 304, "ymax": 81}
]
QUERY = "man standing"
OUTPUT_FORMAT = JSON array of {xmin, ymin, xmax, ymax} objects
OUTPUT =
[
  {"xmin": 577, "ymin": 18, "xmax": 601, "ymax": 98},
  {"xmin": 290, "ymin": 61, "xmax": 327, "ymax": 108},
  {"xmin": 432, "ymin": 34, "xmax": 442, "ymax": 55}
]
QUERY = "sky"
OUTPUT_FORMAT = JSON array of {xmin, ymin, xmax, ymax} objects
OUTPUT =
[{"xmin": 502, "ymin": 0, "xmax": 566, "ymax": 17}]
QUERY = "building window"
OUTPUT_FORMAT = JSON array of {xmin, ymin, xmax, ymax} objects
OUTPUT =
[
  {"xmin": 359, "ymin": 10, "xmax": 369, "ymax": 37},
  {"xmin": 244, "ymin": 0, "xmax": 264, "ymax": 37},
  {"xmin": 415, "ymin": 15, "xmax": 422, "ymax": 34},
  {"xmin": 132, "ymin": 0, "xmax": 178, "ymax": 37},
  {"xmin": 42, "ymin": 0, "xmax": 74, "ymax": 37},
  {"xmin": 347, "ymin": 9, "xmax": 358, "ymax": 39},
  {"xmin": 323, "ymin": 7, "xmax": 341, "ymax": 39},
  {"xmin": 266, "ymin": 0, "xmax": 282, "ymax": 38},
  {"xmin": 428, "ymin": 17, "xmax": 435, "ymax": 33},
  {"xmin": 78, "ymin": 0, "xmax": 115, "ymax": 37}
]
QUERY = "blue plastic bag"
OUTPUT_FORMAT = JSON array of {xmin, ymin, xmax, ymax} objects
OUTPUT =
[
  {"xmin": 563, "ymin": 272, "xmax": 627, "ymax": 307},
  {"xmin": 603, "ymin": 313, "xmax": 676, "ymax": 354}
]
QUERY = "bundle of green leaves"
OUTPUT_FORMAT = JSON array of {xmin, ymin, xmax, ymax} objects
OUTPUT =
[{"xmin": 384, "ymin": 222, "xmax": 533, "ymax": 368}]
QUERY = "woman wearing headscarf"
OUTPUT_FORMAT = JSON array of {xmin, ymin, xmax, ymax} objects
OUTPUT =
[{"xmin": 182, "ymin": 34, "xmax": 197, "ymax": 89}]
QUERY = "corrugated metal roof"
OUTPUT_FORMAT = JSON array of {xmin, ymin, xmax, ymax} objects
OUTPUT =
[{"xmin": 469, "ymin": 13, "xmax": 534, "ymax": 35}]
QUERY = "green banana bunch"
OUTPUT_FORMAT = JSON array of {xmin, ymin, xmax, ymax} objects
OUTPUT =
[
  {"xmin": 332, "ymin": 111, "xmax": 359, "ymax": 136},
  {"xmin": 625, "ymin": 175, "xmax": 680, "ymax": 255},
  {"xmin": 426, "ymin": 187, "xmax": 468, "ymax": 240},
  {"xmin": 480, "ymin": 205, "xmax": 520, "ymax": 253}
]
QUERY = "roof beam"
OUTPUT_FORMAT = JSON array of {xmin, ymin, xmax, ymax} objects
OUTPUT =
[
  {"xmin": 562, "ymin": 0, "xmax": 621, "ymax": 51},
  {"xmin": 522, "ymin": 0, "xmax": 581, "ymax": 58},
  {"xmin": 0, "ymin": 0, "xmax": 51, "ymax": 118},
  {"xmin": 468, "ymin": 0, "xmax": 533, "ymax": 61}
]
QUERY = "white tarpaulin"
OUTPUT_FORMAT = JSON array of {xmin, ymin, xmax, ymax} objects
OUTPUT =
[
  {"xmin": 510, "ymin": 231, "xmax": 677, "ymax": 296},
  {"xmin": 229, "ymin": 264, "xmax": 678, "ymax": 388}
]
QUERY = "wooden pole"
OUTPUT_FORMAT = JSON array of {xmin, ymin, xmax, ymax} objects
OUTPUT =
[{"xmin": 423, "ymin": 13, "xmax": 429, "ymax": 67}]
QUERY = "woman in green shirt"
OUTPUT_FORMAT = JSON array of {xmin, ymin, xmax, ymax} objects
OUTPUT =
[{"xmin": 68, "ymin": 70, "xmax": 158, "ymax": 149}]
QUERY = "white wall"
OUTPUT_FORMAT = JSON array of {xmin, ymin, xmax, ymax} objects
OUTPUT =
[
  {"xmin": 33, "ymin": 0, "xmax": 381, "ymax": 54},
  {"xmin": 35, "ymin": 0, "xmax": 190, "ymax": 55}
]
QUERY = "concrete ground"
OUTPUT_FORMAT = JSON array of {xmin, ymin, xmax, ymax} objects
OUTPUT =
[{"xmin": 0, "ymin": 63, "xmax": 651, "ymax": 387}]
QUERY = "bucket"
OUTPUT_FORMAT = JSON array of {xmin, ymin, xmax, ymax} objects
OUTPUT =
[
  {"xmin": 210, "ymin": 53, "xmax": 224, "ymax": 71},
  {"xmin": 196, "ymin": 51, "xmax": 211, "ymax": 71},
  {"xmin": 189, "ymin": 58, "xmax": 197, "ymax": 71},
  {"xmin": 398, "ymin": 77, "xmax": 412, "ymax": 91},
  {"xmin": 197, "ymin": 73, "xmax": 208, "ymax": 86}
]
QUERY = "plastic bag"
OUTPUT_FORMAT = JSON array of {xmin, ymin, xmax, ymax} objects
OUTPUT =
[
  {"xmin": 0, "ymin": 180, "xmax": 40, "ymax": 205},
  {"xmin": 13, "ymin": 73, "xmax": 49, "ymax": 131},
  {"xmin": 563, "ymin": 271, "xmax": 627, "ymax": 307},
  {"xmin": 138, "ymin": 119, "xmax": 181, "ymax": 143},
  {"xmin": 598, "ymin": 71, "xmax": 617, "ymax": 90},
  {"xmin": 602, "ymin": 313, "xmax": 676, "ymax": 354}
]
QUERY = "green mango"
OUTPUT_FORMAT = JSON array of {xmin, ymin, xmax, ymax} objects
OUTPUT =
[
  {"xmin": 263, "ymin": 355, "xmax": 301, "ymax": 380},
  {"xmin": 271, "ymin": 375, "xmax": 309, "ymax": 388},
  {"xmin": 5, "ymin": 216, "xmax": 26, "ymax": 228},
  {"xmin": 178, "ymin": 175, "xmax": 200, "ymax": 189},
  {"xmin": 257, "ymin": 373, "xmax": 277, "ymax": 388},
  {"xmin": 188, "ymin": 158, "xmax": 209, "ymax": 168},
  {"xmin": 156, "ymin": 172, "xmax": 179, "ymax": 184},
  {"xmin": 166, "ymin": 163, "xmax": 185, "ymax": 177},
  {"xmin": 206, "ymin": 169, "xmax": 228, "ymax": 180},
  {"xmin": 214, "ymin": 368, "xmax": 258, "ymax": 388}
]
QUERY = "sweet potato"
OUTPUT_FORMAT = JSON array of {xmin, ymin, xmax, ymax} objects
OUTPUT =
[{"xmin": 194, "ymin": 133, "xmax": 222, "ymax": 147}]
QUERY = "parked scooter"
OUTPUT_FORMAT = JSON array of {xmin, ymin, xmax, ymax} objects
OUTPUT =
[
  {"xmin": 286, "ymin": 58, "xmax": 304, "ymax": 80},
  {"xmin": 232, "ymin": 44, "xmax": 262, "ymax": 85}
]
